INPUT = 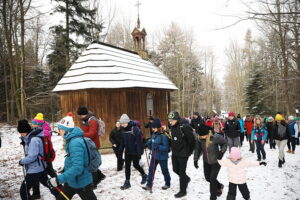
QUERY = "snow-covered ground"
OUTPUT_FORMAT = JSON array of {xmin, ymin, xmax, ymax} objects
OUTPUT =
[{"xmin": 1, "ymin": 125, "xmax": 300, "ymax": 200}]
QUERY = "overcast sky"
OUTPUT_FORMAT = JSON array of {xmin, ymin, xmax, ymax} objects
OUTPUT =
[{"xmin": 37, "ymin": 0, "xmax": 258, "ymax": 80}]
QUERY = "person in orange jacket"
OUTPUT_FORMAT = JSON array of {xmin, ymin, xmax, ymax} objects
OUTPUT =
[
  {"xmin": 77, "ymin": 106, "xmax": 106, "ymax": 189},
  {"xmin": 244, "ymin": 115, "xmax": 254, "ymax": 153}
]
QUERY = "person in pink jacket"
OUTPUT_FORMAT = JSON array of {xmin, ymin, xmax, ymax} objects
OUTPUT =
[{"xmin": 218, "ymin": 147, "xmax": 266, "ymax": 200}]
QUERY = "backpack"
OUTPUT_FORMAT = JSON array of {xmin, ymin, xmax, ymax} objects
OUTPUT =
[
  {"xmin": 88, "ymin": 116, "xmax": 106, "ymax": 137},
  {"xmin": 69, "ymin": 136, "xmax": 102, "ymax": 173},
  {"xmin": 179, "ymin": 125, "xmax": 195, "ymax": 156},
  {"xmin": 30, "ymin": 136, "xmax": 56, "ymax": 162},
  {"xmin": 160, "ymin": 131, "xmax": 171, "ymax": 152},
  {"xmin": 130, "ymin": 126, "xmax": 145, "ymax": 155}
]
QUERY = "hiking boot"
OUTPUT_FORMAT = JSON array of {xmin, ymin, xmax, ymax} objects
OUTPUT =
[
  {"xmin": 120, "ymin": 180, "xmax": 131, "ymax": 190},
  {"xmin": 142, "ymin": 185, "xmax": 151, "ymax": 191},
  {"xmin": 282, "ymin": 157, "xmax": 285, "ymax": 164},
  {"xmin": 217, "ymin": 184, "xmax": 224, "ymax": 197},
  {"xmin": 174, "ymin": 191, "xmax": 187, "ymax": 198},
  {"xmin": 257, "ymin": 158, "xmax": 261, "ymax": 161},
  {"xmin": 141, "ymin": 174, "xmax": 147, "ymax": 184},
  {"xmin": 292, "ymin": 151, "xmax": 295, "ymax": 154},
  {"xmin": 99, "ymin": 171, "xmax": 106, "ymax": 181},
  {"xmin": 162, "ymin": 185, "xmax": 170, "ymax": 190},
  {"xmin": 31, "ymin": 194, "xmax": 41, "ymax": 200},
  {"xmin": 278, "ymin": 159, "xmax": 282, "ymax": 168},
  {"xmin": 287, "ymin": 149, "xmax": 291, "ymax": 153},
  {"xmin": 263, "ymin": 156, "xmax": 266, "ymax": 160}
]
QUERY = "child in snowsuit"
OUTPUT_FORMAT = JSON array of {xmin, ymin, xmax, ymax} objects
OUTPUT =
[
  {"xmin": 31, "ymin": 113, "xmax": 57, "ymax": 199},
  {"xmin": 48, "ymin": 113, "xmax": 97, "ymax": 200},
  {"xmin": 143, "ymin": 118, "xmax": 171, "ymax": 191},
  {"xmin": 218, "ymin": 147, "xmax": 267, "ymax": 200},
  {"xmin": 18, "ymin": 120, "xmax": 58, "ymax": 200},
  {"xmin": 119, "ymin": 114, "xmax": 147, "ymax": 190},
  {"xmin": 251, "ymin": 117, "xmax": 268, "ymax": 161}
]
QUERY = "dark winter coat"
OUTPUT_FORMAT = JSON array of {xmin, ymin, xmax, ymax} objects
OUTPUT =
[
  {"xmin": 194, "ymin": 133, "xmax": 227, "ymax": 165},
  {"xmin": 190, "ymin": 116, "xmax": 204, "ymax": 131},
  {"xmin": 170, "ymin": 122, "xmax": 195, "ymax": 158},
  {"xmin": 266, "ymin": 122, "xmax": 275, "ymax": 140},
  {"xmin": 119, "ymin": 121, "xmax": 143, "ymax": 156},
  {"xmin": 109, "ymin": 127, "xmax": 122, "ymax": 147},
  {"xmin": 288, "ymin": 121, "xmax": 297, "ymax": 138},
  {"xmin": 274, "ymin": 123, "xmax": 290, "ymax": 141},
  {"xmin": 145, "ymin": 131, "xmax": 169, "ymax": 161},
  {"xmin": 144, "ymin": 122, "xmax": 154, "ymax": 136},
  {"xmin": 224, "ymin": 119, "xmax": 241, "ymax": 138}
]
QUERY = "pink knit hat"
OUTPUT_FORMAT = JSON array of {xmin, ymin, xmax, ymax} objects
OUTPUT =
[{"xmin": 230, "ymin": 147, "xmax": 241, "ymax": 160}]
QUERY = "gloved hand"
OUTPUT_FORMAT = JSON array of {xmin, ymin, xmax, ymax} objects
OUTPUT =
[
  {"xmin": 19, "ymin": 160, "xmax": 24, "ymax": 166},
  {"xmin": 194, "ymin": 160, "xmax": 199, "ymax": 169},
  {"xmin": 259, "ymin": 161, "xmax": 267, "ymax": 166},
  {"xmin": 48, "ymin": 177, "xmax": 59, "ymax": 188},
  {"xmin": 261, "ymin": 140, "xmax": 265, "ymax": 144},
  {"xmin": 216, "ymin": 151, "xmax": 224, "ymax": 160}
]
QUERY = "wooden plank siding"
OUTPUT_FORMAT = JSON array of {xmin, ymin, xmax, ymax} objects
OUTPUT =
[{"xmin": 58, "ymin": 88, "xmax": 171, "ymax": 148}]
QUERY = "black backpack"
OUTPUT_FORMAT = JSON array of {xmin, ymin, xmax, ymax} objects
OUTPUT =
[{"xmin": 179, "ymin": 124, "xmax": 195, "ymax": 156}]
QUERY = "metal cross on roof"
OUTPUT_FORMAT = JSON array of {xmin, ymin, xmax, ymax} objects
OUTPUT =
[{"xmin": 135, "ymin": 0, "xmax": 142, "ymax": 16}]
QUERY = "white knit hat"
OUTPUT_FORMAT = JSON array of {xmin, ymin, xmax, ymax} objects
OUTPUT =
[
  {"xmin": 58, "ymin": 112, "xmax": 75, "ymax": 131},
  {"xmin": 288, "ymin": 116, "xmax": 294, "ymax": 121},
  {"xmin": 119, "ymin": 114, "xmax": 130, "ymax": 124}
]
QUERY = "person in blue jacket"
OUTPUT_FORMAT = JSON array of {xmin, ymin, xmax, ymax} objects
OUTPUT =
[
  {"xmin": 48, "ymin": 113, "xmax": 97, "ymax": 200},
  {"xmin": 237, "ymin": 114, "xmax": 246, "ymax": 146},
  {"xmin": 251, "ymin": 117, "xmax": 268, "ymax": 161},
  {"xmin": 143, "ymin": 118, "xmax": 171, "ymax": 192},
  {"xmin": 18, "ymin": 120, "xmax": 58, "ymax": 200},
  {"xmin": 119, "ymin": 114, "xmax": 147, "ymax": 190}
]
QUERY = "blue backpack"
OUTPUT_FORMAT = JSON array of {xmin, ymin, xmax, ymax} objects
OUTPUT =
[{"xmin": 69, "ymin": 137, "xmax": 102, "ymax": 173}]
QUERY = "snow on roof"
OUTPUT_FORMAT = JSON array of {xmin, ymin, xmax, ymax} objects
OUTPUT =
[{"xmin": 53, "ymin": 42, "xmax": 178, "ymax": 92}]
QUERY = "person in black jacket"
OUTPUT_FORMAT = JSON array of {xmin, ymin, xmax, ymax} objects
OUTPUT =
[
  {"xmin": 144, "ymin": 116, "xmax": 154, "ymax": 136},
  {"xmin": 168, "ymin": 111, "xmax": 195, "ymax": 198},
  {"xmin": 224, "ymin": 112, "xmax": 241, "ymax": 152},
  {"xmin": 190, "ymin": 112, "xmax": 203, "ymax": 133},
  {"xmin": 119, "ymin": 114, "xmax": 147, "ymax": 190},
  {"xmin": 266, "ymin": 117, "xmax": 276, "ymax": 149},
  {"xmin": 194, "ymin": 126, "xmax": 227, "ymax": 200},
  {"xmin": 109, "ymin": 121, "xmax": 124, "ymax": 171}
]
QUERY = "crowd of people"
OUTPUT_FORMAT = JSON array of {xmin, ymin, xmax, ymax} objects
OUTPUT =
[{"xmin": 16, "ymin": 108, "xmax": 299, "ymax": 200}]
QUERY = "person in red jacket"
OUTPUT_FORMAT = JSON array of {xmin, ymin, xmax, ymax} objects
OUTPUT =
[
  {"xmin": 77, "ymin": 106, "xmax": 106, "ymax": 189},
  {"xmin": 245, "ymin": 115, "xmax": 254, "ymax": 153}
]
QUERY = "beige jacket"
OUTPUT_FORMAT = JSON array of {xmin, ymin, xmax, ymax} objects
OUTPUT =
[{"xmin": 218, "ymin": 158, "xmax": 259, "ymax": 184}]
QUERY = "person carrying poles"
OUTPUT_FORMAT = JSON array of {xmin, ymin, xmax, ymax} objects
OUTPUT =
[{"xmin": 143, "ymin": 118, "xmax": 171, "ymax": 192}]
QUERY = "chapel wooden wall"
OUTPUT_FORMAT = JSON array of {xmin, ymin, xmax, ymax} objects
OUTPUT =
[{"xmin": 58, "ymin": 88, "xmax": 171, "ymax": 148}]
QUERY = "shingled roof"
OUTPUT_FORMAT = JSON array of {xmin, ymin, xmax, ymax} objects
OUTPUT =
[{"xmin": 52, "ymin": 42, "xmax": 177, "ymax": 92}]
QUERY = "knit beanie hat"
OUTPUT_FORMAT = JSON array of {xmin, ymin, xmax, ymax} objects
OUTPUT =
[
  {"xmin": 228, "ymin": 112, "xmax": 235, "ymax": 117},
  {"xmin": 152, "ymin": 118, "xmax": 162, "ymax": 128},
  {"xmin": 288, "ymin": 116, "xmax": 294, "ymax": 121},
  {"xmin": 119, "ymin": 114, "xmax": 130, "ymax": 124},
  {"xmin": 32, "ymin": 113, "xmax": 44, "ymax": 126},
  {"xmin": 17, "ymin": 120, "xmax": 32, "ymax": 133},
  {"xmin": 77, "ymin": 106, "xmax": 88, "ymax": 115},
  {"xmin": 57, "ymin": 112, "xmax": 75, "ymax": 132},
  {"xmin": 237, "ymin": 114, "xmax": 241, "ymax": 119},
  {"xmin": 230, "ymin": 147, "xmax": 241, "ymax": 160},
  {"xmin": 275, "ymin": 114, "xmax": 284, "ymax": 121},
  {"xmin": 193, "ymin": 112, "xmax": 200, "ymax": 116},
  {"xmin": 268, "ymin": 117, "xmax": 274, "ymax": 121},
  {"xmin": 168, "ymin": 111, "xmax": 180, "ymax": 120}
]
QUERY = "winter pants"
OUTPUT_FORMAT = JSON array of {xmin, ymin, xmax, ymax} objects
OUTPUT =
[
  {"xmin": 275, "ymin": 139, "xmax": 288, "ymax": 161},
  {"xmin": 269, "ymin": 137, "xmax": 276, "ymax": 149},
  {"xmin": 20, "ymin": 171, "xmax": 58, "ymax": 200},
  {"xmin": 172, "ymin": 155, "xmax": 190, "ymax": 193},
  {"xmin": 240, "ymin": 132, "xmax": 245, "ymax": 146},
  {"xmin": 32, "ymin": 161, "xmax": 57, "ymax": 196},
  {"xmin": 227, "ymin": 137, "xmax": 240, "ymax": 152},
  {"xmin": 226, "ymin": 182, "xmax": 250, "ymax": 200},
  {"xmin": 249, "ymin": 138, "xmax": 255, "ymax": 153},
  {"xmin": 287, "ymin": 137, "xmax": 296, "ymax": 152},
  {"xmin": 113, "ymin": 146, "xmax": 124, "ymax": 170},
  {"xmin": 255, "ymin": 140, "xmax": 266, "ymax": 160},
  {"xmin": 146, "ymin": 158, "xmax": 171, "ymax": 188},
  {"xmin": 203, "ymin": 162, "xmax": 222, "ymax": 200},
  {"xmin": 56, "ymin": 183, "xmax": 97, "ymax": 200},
  {"xmin": 125, "ymin": 153, "xmax": 145, "ymax": 180}
]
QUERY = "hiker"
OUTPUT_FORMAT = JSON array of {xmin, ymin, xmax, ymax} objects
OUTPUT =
[
  {"xmin": 168, "ymin": 111, "xmax": 195, "ymax": 198},
  {"xmin": 245, "ymin": 115, "xmax": 255, "ymax": 152},
  {"xmin": 77, "ymin": 106, "xmax": 105, "ymax": 188},
  {"xmin": 31, "ymin": 113, "xmax": 57, "ymax": 199},
  {"xmin": 109, "ymin": 121, "xmax": 124, "ymax": 171},
  {"xmin": 224, "ymin": 112, "xmax": 241, "ymax": 151},
  {"xmin": 218, "ymin": 147, "xmax": 267, "ymax": 200},
  {"xmin": 237, "ymin": 114, "xmax": 246, "ymax": 146},
  {"xmin": 144, "ymin": 116, "xmax": 154, "ymax": 136},
  {"xmin": 251, "ymin": 117, "xmax": 268, "ymax": 161},
  {"xmin": 274, "ymin": 114, "xmax": 290, "ymax": 168},
  {"xmin": 194, "ymin": 126, "xmax": 227, "ymax": 200},
  {"xmin": 143, "ymin": 118, "xmax": 171, "ymax": 192},
  {"xmin": 18, "ymin": 120, "xmax": 58, "ymax": 200},
  {"xmin": 212, "ymin": 117, "xmax": 224, "ymax": 137},
  {"xmin": 48, "ymin": 114, "xmax": 97, "ymax": 200},
  {"xmin": 266, "ymin": 117, "xmax": 276, "ymax": 149},
  {"xmin": 118, "ymin": 114, "xmax": 147, "ymax": 190},
  {"xmin": 287, "ymin": 116, "xmax": 298, "ymax": 154},
  {"xmin": 190, "ymin": 112, "xmax": 203, "ymax": 133}
]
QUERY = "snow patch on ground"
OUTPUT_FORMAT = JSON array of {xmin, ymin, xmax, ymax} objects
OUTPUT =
[{"xmin": 0, "ymin": 125, "xmax": 300, "ymax": 200}]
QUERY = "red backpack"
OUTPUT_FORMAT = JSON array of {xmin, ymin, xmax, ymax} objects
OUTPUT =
[{"xmin": 38, "ymin": 136, "xmax": 56, "ymax": 162}]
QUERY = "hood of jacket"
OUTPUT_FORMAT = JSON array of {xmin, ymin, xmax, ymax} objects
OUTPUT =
[{"xmin": 64, "ymin": 127, "xmax": 84, "ymax": 142}]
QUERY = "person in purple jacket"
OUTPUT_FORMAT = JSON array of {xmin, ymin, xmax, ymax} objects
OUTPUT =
[{"xmin": 251, "ymin": 117, "xmax": 268, "ymax": 161}]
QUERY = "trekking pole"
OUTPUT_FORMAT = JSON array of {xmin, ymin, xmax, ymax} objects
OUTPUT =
[
  {"xmin": 55, "ymin": 186, "xmax": 70, "ymax": 200},
  {"xmin": 150, "ymin": 148, "xmax": 157, "ymax": 193},
  {"xmin": 144, "ymin": 148, "xmax": 150, "ymax": 168},
  {"xmin": 22, "ymin": 165, "xmax": 30, "ymax": 200}
]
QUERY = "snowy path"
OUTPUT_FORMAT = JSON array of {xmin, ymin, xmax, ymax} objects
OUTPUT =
[{"xmin": 0, "ymin": 125, "xmax": 299, "ymax": 200}]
